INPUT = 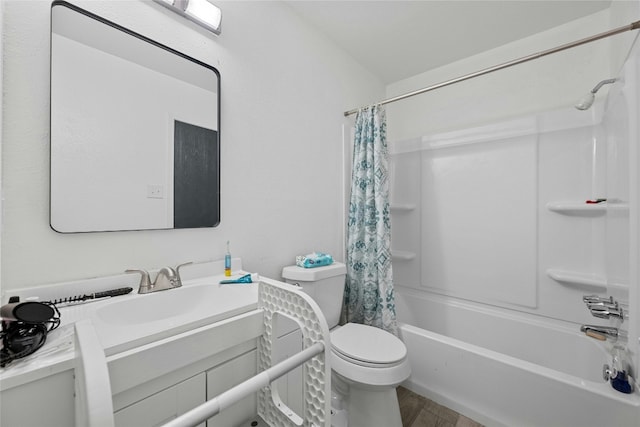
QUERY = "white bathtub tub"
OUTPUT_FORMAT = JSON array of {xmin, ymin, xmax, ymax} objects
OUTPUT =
[{"xmin": 395, "ymin": 287, "xmax": 640, "ymax": 427}]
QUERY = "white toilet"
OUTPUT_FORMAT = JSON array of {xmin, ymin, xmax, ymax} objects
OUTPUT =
[{"xmin": 282, "ymin": 262, "xmax": 411, "ymax": 427}]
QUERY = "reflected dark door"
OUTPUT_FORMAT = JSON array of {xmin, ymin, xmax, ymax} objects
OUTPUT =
[{"xmin": 173, "ymin": 120, "xmax": 219, "ymax": 228}]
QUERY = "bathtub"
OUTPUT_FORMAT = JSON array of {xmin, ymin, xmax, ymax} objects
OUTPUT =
[{"xmin": 395, "ymin": 287, "xmax": 640, "ymax": 427}]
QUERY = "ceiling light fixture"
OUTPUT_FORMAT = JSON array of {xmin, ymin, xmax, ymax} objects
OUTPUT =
[{"xmin": 154, "ymin": 0, "xmax": 222, "ymax": 35}]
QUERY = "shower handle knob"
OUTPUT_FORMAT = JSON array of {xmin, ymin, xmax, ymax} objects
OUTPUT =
[
  {"xmin": 583, "ymin": 295, "xmax": 614, "ymax": 304},
  {"xmin": 590, "ymin": 306, "xmax": 624, "ymax": 322}
]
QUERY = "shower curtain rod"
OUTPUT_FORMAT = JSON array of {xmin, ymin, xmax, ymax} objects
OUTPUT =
[{"xmin": 344, "ymin": 20, "xmax": 640, "ymax": 117}]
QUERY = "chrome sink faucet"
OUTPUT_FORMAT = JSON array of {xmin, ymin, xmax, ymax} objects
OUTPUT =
[{"xmin": 126, "ymin": 262, "xmax": 192, "ymax": 294}]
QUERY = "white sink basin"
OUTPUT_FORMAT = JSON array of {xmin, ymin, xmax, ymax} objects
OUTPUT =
[
  {"xmin": 90, "ymin": 281, "xmax": 259, "ymax": 355},
  {"xmin": 96, "ymin": 285, "xmax": 214, "ymax": 325}
]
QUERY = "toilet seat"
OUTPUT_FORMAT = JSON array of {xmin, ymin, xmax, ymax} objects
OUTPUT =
[
  {"xmin": 331, "ymin": 323, "xmax": 407, "ymax": 368},
  {"xmin": 329, "ymin": 323, "xmax": 411, "ymax": 388}
]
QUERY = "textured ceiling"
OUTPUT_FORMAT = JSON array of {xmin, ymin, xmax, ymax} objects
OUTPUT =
[{"xmin": 285, "ymin": 0, "xmax": 613, "ymax": 83}]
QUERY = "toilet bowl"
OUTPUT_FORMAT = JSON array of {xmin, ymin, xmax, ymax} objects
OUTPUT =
[
  {"xmin": 282, "ymin": 262, "xmax": 410, "ymax": 427},
  {"xmin": 330, "ymin": 323, "xmax": 411, "ymax": 427}
]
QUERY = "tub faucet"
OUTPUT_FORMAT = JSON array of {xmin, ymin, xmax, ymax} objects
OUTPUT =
[
  {"xmin": 580, "ymin": 325, "xmax": 618, "ymax": 340},
  {"xmin": 583, "ymin": 295, "xmax": 624, "ymax": 322},
  {"xmin": 126, "ymin": 262, "xmax": 192, "ymax": 294},
  {"xmin": 583, "ymin": 295, "xmax": 615, "ymax": 305},
  {"xmin": 589, "ymin": 305, "xmax": 624, "ymax": 322}
]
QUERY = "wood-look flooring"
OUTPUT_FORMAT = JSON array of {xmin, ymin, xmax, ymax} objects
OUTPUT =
[
  {"xmin": 245, "ymin": 386, "xmax": 484, "ymax": 427},
  {"xmin": 397, "ymin": 386, "xmax": 484, "ymax": 427}
]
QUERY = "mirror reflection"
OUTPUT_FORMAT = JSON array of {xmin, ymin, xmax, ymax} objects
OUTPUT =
[{"xmin": 50, "ymin": 1, "xmax": 220, "ymax": 233}]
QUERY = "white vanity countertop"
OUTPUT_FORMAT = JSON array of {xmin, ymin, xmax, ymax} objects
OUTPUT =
[
  {"xmin": 0, "ymin": 260, "xmax": 262, "ymax": 391},
  {"xmin": 0, "ymin": 322, "xmax": 77, "ymax": 390}
]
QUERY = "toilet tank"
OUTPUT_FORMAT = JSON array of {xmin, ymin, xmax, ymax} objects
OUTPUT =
[{"xmin": 282, "ymin": 262, "xmax": 347, "ymax": 329}]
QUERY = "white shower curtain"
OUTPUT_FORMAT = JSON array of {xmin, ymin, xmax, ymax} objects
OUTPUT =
[{"xmin": 343, "ymin": 105, "xmax": 397, "ymax": 335}]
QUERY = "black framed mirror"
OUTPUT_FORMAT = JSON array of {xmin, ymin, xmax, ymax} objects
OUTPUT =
[{"xmin": 50, "ymin": 1, "xmax": 220, "ymax": 233}]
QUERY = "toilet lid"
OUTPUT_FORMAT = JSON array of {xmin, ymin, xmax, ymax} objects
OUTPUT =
[{"xmin": 331, "ymin": 323, "xmax": 407, "ymax": 366}]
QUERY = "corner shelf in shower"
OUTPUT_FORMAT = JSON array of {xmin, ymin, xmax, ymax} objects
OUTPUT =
[
  {"xmin": 608, "ymin": 202, "xmax": 630, "ymax": 213},
  {"xmin": 546, "ymin": 202, "xmax": 606, "ymax": 216},
  {"xmin": 391, "ymin": 250, "xmax": 416, "ymax": 261},
  {"xmin": 390, "ymin": 204, "xmax": 417, "ymax": 212},
  {"xmin": 546, "ymin": 269, "xmax": 606, "ymax": 291}
]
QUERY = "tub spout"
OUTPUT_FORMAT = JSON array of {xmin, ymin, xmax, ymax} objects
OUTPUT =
[{"xmin": 580, "ymin": 325, "xmax": 618, "ymax": 340}]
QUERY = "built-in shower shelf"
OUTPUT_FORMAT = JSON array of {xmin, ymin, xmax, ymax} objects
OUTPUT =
[
  {"xmin": 546, "ymin": 269, "xmax": 606, "ymax": 291},
  {"xmin": 391, "ymin": 250, "xmax": 416, "ymax": 261},
  {"xmin": 546, "ymin": 202, "xmax": 606, "ymax": 216},
  {"xmin": 608, "ymin": 202, "xmax": 630, "ymax": 213},
  {"xmin": 390, "ymin": 204, "xmax": 417, "ymax": 212}
]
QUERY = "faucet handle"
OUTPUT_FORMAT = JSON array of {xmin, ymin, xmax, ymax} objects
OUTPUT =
[
  {"xmin": 590, "ymin": 306, "xmax": 624, "ymax": 322},
  {"xmin": 586, "ymin": 301, "xmax": 619, "ymax": 311},
  {"xmin": 125, "ymin": 269, "xmax": 152, "ymax": 293},
  {"xmin": 583, "ymin": 294, "xmax": 614, "ymax": 304},
  {"xmin": 175, "ymin": 262, "xmax": 193, "ymax": 285}
]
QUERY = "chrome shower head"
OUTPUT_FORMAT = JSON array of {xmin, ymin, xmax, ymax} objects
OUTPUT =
[
  {"xmin": 575, "ymin": 92, "xmax": 596, "ymax": 110},
  {"xmin": 575, "ymin": 78, "xmax": 617, "ymax": 110}
]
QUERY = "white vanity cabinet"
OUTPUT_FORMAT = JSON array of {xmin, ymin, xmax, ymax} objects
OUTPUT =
[
  {"xmin": 0, "ymin": 319, "xmax": 307, "ymax": 427},
  {"xmin": 0, "ymin": 270, "xmax": 320, "ymax": 427},
  {"xmin": 111, "ymin": 345, "xmax": 259, "ymax": 427},
  {"xmin": 113, "ymin": 348, "xmax": 261, "ymax": 427},
  {"xmin": 206, "ymin": 349, "xmax": 258, "ymax": 427},
  {"xmin": 114, "ymin": 373, "xmax": 206, "ymax": 427},
  {"xmin": 112, "ymin": 339, "xmax": 298, "ymax": 427},
  {"xmin": 0, "ymin": 370, "xmax": 75, "ymax": 427},
  {"xmin": 109, "ymin": 310, "xmax": 264, "ymax": 427},
  {"xmin": 109, "ymin": 331, "xmax": 302, "ymax": 427},
  {"xmin": 0, "ymin": 310, "xmax": 264, "ymax": 427}
]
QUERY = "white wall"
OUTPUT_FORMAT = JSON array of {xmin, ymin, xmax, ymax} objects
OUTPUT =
[
  {"xmin": 385, "ymin": 10, "xmax": 617, "ymax": 142},
  {"xmin": 609, "ymin": 0, "xmax": 640, "ymax": 72},
  {"xmin": 0, "ymin": 0, "xmax": 384, "ymax": 291},
  {"xmin": 0, "ymin": 0, "xmax": 4, "ymax": 293}
]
